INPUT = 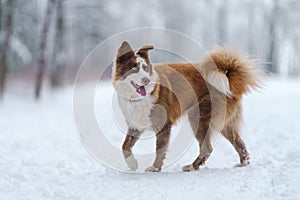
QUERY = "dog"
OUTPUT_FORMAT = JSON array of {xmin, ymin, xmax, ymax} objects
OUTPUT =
[{"xmin": 112, "ymin": 41, "xmax": 261, "ymax": 172}]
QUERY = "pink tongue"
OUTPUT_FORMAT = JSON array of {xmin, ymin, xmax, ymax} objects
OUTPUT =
[{"xmin": 139, "ymin": 86, "xmax": 146, "ymax": 96}]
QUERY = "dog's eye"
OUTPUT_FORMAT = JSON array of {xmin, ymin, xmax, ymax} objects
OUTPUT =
[
  {"xmin": 143, "ymin": 66, "xmax": 149, "ymax": 72},
  {"xmin": 132, "ymin": 66, "xmax": 137, "ymax": 71}
]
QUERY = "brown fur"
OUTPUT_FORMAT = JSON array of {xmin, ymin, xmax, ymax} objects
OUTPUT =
[{"xmin": 115, "ymin": 43, "xmax": 262, "ymax": 172}]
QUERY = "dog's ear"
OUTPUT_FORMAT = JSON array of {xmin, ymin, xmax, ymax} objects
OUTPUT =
[
  {"xmin": 117, "ymin": 41, "xmax": 134, "ymax": 63},
  {"xmin": 136, "ymin": 45, "xmax": 154, "ymax": 63}
]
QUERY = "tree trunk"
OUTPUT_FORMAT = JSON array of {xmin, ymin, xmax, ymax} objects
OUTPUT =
[
  {"xmin": 35, "ymin": 0, "xmax": 54, "ymax": 99},
  {"xmin": 0, "ymin": 0, "xmax": 15, "ymax": 100},
  {"xmin": 50, "ymin": 0, "xmax": 65, "ymax": 88},
  {"xmin": 0, "ymin": 0, "xmax": 2, "ymax": 31},
  {"xmin": 247, "ymin": 1, "xmax": 255, "ymax": 53},
  {"xmin": 216, "ymin": 2, "xmax": 227, "ymax": 45},
  {"xmin": 267, "ymin": 0, "xmax": 279, "ymax": 74}
]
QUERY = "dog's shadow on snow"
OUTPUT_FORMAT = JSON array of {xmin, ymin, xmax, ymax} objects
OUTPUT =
[{"xmin": 111, "ymin": 164, "xmax": 252, "ymax": 180}]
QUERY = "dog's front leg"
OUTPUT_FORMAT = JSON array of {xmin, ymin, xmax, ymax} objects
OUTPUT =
[
  {"xmin": 146, "ymin": 121, "xmax": 172, "ymax": 172},
  {"xmin": 122, "ymin": 128, "xmax": 142, "ymax": 171}
]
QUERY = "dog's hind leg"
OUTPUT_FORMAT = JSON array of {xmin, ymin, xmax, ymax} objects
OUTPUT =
[
  {"xmin": 222, "ymin": 125, "xmax": 250, "ymax": 166},
  {"xmin": 122, "ymin": 128, "xmax": 142, "ymax": 171},
  {"xmin": 183, "ymin": 107, "xmax": 213, "ymax": 172},
  {"xmin": 221, "ymin": 106, "xmax": 250, "ymax": 166}
]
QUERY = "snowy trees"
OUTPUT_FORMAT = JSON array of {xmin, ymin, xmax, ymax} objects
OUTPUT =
[{"xmin": 0, "ymin": 0, "xmax": 300, "ymax": 99}]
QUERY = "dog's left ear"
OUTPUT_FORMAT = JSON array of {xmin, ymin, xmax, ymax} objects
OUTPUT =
[{"xmin": 136, "ymin": 45, "xmax": 154, "ymax": 63}]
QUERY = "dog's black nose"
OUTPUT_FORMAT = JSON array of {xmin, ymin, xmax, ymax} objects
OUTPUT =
[{"xmin": 141, "ymin": 77, "xmax": 150, "ymax": 85}]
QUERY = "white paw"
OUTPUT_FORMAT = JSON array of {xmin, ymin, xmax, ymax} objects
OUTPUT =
[
  {"xmin": 125, "ymin": 155, "xmax": 138, "ymax": 171},
  {"xmin": 145, "ymin": 166, "xmax": 160, "ymax": 172},
  {"xmin": 240, "ymin": 158, "xmax": 250, "ymax": 166},
  {"xmin": 182, "ymin": 164, "xmax": 196, "ymax": 172},
  {"xmin": 239, "ymin": 154, "xmax": 250, "ymax": 166}
]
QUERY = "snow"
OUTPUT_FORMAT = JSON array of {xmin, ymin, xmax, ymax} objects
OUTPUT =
[{"xmin": 1, "ymin": 78, "xmax": 300, "ymax": 200}]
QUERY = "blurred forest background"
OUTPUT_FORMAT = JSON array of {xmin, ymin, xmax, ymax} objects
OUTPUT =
[{"xmin": 0, "ymin": 0, "xmax": 299, "ymax": 99}]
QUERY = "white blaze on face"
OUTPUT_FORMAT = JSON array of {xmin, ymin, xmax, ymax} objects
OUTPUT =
[
  {"xmin": 133, "ymin": 56, "xmax": 151, "ymax": 84},
  {"xmin": 135, "ymin": 56, "xmax": 156, "ymax": 97}
]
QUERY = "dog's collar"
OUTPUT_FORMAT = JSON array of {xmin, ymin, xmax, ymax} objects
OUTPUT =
[
  {"xmin": 122, "ymin": 96, "xmax": 145, "ymax": 103},
  {"xmin": 128, "ymin": 98, "xmax": 144, "ymax": 102}
]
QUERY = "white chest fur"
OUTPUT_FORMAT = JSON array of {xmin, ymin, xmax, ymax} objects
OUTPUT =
[{"xmin": 118, "ymin": 95, "xmax": 155, "ymax": 131}]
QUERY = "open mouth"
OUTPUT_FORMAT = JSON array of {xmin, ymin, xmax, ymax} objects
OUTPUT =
[{"xmin": 130, "ymin": 81, "xmax": 146, "ymax": 96}]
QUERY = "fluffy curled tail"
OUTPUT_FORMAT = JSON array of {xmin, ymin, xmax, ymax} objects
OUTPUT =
[{"xmin": 200, "ymin": 48, "xmax": 262, "ymax": 98}]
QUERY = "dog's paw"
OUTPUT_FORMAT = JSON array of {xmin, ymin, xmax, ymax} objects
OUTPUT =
[
  {"xmin": 239, "ymin": 154, "xmax": 250, "ymax": 166},
  {"xmin": 182, "ymin": 164, "xmax": 197, "ymax": 172},
  {"xmin": 145, "ymin": 166, "xmax": 160, "ymax": 172},
  {"xmin": 125, "ymin": 155, "xmax": 138, "ymax": 171},
  {"xmin": 240, "ymin": 157, "xmax": 250, "ymax": 166}
]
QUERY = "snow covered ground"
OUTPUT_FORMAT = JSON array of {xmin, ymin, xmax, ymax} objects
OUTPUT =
[{"xmin": 0, "ymin": 78, "xmax": 300, "ymax": 200}]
